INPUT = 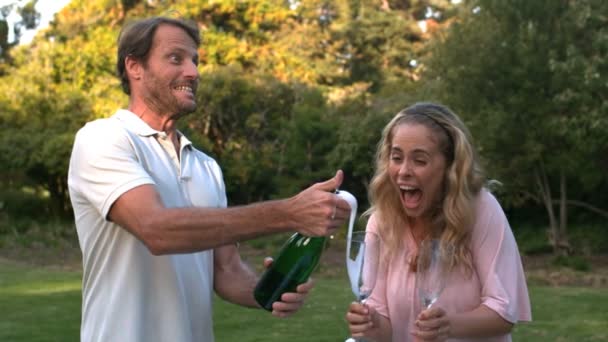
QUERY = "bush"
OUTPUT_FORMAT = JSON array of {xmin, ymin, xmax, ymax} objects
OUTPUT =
[
  {"xmin": 568, "ymin": 223, "xmax": 608, "ymax": 255},
  {"xmin": 551, "ymin": 255, "xmax": 591, "ymax": 272},
  {"xmin": 512, "ymin": 221, "xmax": 608, "ymax": 256},
  {"xmin": 0, "ymin": 189, "xmax": 51, "ymax": 229},
  {"xmin": 512, "ymin": 223, "xmax": 553, "ymax": 255},
  {"xmin": 0, "ymin": 216, "xmax": 77, "ymax": 250}
]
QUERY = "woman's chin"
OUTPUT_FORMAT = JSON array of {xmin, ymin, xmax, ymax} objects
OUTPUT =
[{"xmin": 402, "ymin": 204, "xmax": 423, "ymax": 218}]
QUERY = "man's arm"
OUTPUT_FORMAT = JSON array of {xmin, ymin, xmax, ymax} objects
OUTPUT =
[
  {"xmin": 108, "ymin": 171, "xmax": 348, "ymax": 254},
  {"xmin": 213, "ymin": 244, "xmax": 259, "ymax": 308}
]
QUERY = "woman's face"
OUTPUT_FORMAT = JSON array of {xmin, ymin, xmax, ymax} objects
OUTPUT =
[{"xmin": 388, "ymin": 123, "xmax": 448, "ymax": 219}]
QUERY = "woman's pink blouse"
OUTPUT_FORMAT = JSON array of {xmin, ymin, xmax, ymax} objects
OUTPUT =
[{"xmin": 366, "ymin": 189, "xmax": 532, "ymax": 342}]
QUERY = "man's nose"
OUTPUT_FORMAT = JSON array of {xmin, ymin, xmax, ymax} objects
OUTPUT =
[{"xmin": 184, "ymin": 60, "xmax": 199, "ymax": 80}]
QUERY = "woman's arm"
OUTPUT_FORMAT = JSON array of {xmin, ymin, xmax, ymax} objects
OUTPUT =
[{"xmin": 448, "ymin": 305, "xmax": 513, "ymax": 337}]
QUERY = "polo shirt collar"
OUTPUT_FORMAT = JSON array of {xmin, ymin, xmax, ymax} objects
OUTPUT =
[
  {"xmin": 114, "ymin": 109, "xmax": 160, "ymax": 137},
  {"xmin": 113, "ymin": 109, "xmax": 193, "ymax": 148}
]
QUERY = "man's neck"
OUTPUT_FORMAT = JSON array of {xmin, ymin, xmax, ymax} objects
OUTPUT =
[
  {"xmin": 128, "ymin": 103, "xmax": 181, "ymax": 157},
  {"xmin": 128, "ymin": 102, "xmax": 178, "ymax": 133}
]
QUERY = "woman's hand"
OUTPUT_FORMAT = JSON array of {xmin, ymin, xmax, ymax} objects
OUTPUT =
[
  {"xmin": 412, "ymin": 306, "xmax": 451, "ymax": 341},
  {"xmin": 345, "ymin": 301, "xmax": 376, "ymax": 338}
]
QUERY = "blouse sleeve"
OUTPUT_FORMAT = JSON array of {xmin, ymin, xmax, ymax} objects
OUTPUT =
[
  {"xmin": 471, "ymin": 189, "xmax": 532, "ymax": 323},
  {"xmin": 364, "ymin": 213, "xmax": 390, "ymax": 318}
]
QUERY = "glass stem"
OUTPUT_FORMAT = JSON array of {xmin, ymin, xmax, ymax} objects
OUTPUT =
[{"xmin": 353, "ymin": 297, "xmax": 369, "ymax": 342}]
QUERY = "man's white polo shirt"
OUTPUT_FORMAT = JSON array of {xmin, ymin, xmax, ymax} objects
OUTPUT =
[{"xmin": 68, "ymin": 109, "xmax": 226, "ymax": 342}]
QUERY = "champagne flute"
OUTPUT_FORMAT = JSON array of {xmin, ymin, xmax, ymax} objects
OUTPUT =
[
  {"xmin": 416, "ymin": 239, "xmax": 454, "ymax": 309},
  {"xmin": 345, "ymin": 231, "xmax": 381, "ymax": 342}
]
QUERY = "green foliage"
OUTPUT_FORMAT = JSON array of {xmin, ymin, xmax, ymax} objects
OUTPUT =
[
  {"xmin": 0, "ymin": 217, "xmax": 77, "ymax": 252},
  {"xmin": 423, "ymin": 0, "xmax": 608, "ymax": 251},
  {"xmin": 0, "ymin": 0, "xmax": 456, "ymax": 219},
  {"xmin": 551, "ymin": 255, "xmax": 591, "ymax": 272},
  {"xmin": 426, "ymin": 0, "xmax": 608, "ymax": 199},
  {"xmin": 0, "ymin": 189, "xmax": 50, "ymax": 223},
  {"xmin": 0, "ymin": 53, "xmax": 93, "ymax": 215},
  {"xmin": 273, "ymin": 85, "xmax": 339, "ymax": 196},
  {"xmin": 513, "ymin": 221, "xmax": 608, "ymax": 258},
  {"xmin": 0, "ymin": 0, "xmax": 605, "ymax": 251},
  {"xmin": 512, "ymin": 224, "xmax": 553, "ymax": 256},
  {"xmin": 567, "ymin": 223, "xmax": 608, "ymax": 255},
  {"xmin": 342, "ymin": 3, "xmax": 423, "ymax": 89}
]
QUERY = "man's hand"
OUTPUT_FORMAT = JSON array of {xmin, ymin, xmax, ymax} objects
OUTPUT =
[
  {"xmin": 262, "ymin": 257, "xmax": 315, "ymax": 318},
  {"xmin": 287, "ymin": 170, "xmax": 351, "ymax": 237}
]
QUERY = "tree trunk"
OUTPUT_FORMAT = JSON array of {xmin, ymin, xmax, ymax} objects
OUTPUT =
[
  {"xmin": 534, "ymin": 161, "xmax": 561, "ymax": 255},
  {"xmin": 558, "ymin": 170, "xmax": 571, "ymax": 254}
]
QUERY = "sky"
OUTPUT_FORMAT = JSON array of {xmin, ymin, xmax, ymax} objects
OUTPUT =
[{"xmin": 1, "ymin": 0, "xmax": 71, "ymax": 44}]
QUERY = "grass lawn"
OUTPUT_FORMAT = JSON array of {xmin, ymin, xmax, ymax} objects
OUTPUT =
[
  {"xmin": 0, "ymin": 260, "xmax": 82, "ymax": 341},
  {"xmin": 1, "ymin": 258, "xmax": 607, "ymax": 341}
]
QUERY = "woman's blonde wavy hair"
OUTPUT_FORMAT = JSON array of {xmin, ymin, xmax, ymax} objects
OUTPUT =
[{"xmin": 365, "ymin": 102, "xmax": 485, "ymax": 274}]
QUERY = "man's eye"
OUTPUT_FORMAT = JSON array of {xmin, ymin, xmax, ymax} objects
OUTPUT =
[{"xmin": 170, "ymin": 55, "xmax": 181, "ymax": 63}]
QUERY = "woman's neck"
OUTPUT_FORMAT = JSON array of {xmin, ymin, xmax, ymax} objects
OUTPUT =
[{"xmin": 408, "ymin": 217, "xmax": 431, "ymax": 246}]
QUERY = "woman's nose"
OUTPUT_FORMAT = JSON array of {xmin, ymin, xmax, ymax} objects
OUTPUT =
[{"xmin": 399, "ymin": 161, "xmax": 413, "ymax": 176}]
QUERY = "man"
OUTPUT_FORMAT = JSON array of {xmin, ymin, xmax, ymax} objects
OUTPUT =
[{"xmin": 68, "ymin": 16, "xmax": 350, "ymax": 342}]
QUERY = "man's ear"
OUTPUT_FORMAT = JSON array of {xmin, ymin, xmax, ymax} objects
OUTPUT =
[{"xmin": 125, "ymin": 55, "xmax": 143, "ymax": 81}]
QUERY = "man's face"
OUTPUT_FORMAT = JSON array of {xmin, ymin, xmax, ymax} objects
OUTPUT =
[{"xmin": 138, "ymin": 24, "xmax": 199, "ymax": 117}]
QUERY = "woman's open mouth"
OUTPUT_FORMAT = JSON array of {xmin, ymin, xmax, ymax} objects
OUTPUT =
[{"xmin": 400, "ymin": 185, "xmax": 422, "ymax": 209}]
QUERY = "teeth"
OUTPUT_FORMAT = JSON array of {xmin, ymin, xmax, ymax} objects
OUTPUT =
[
  {"xmin": 400, "ymin": 186, "xmax": 416, "ymax": 191},
  {"xmin": 174, "ymin": 86, "xmax": 193, "ymax": 92}
]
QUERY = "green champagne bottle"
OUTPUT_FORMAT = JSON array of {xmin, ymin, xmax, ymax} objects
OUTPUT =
[
  {"xmin": 253, "ymin": 190, "xmax": 357, "ymax": 312},
  {"xmin": 253, "ymin": 233, "xmax": 327, "ymax": 311}
]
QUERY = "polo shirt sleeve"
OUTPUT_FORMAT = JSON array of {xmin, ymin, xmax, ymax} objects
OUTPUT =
[
  {"xmin": 471, "ymin": 190, "xmax": 532, "ymax": 323},
  {"xmin": 69, "ymin": 119, "xmax": 155, "ymax": 220}
]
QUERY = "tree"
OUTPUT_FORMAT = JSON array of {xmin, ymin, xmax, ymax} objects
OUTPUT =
[
  {"xmin": 0, "ymin": 0, "xmax": 456, "ymax": 220},
  {"xmin": 425, "ymin": 0, "xmax": 608, "ymax": 254},
  {"xmin": 0, "ymin": 41, "xmax": 92, "ymax": 216},
  {"xmin": 0, "ymin": 0, "xmax": 40, "ymax": 68}
]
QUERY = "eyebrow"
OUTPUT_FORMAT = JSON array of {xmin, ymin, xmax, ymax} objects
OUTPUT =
[
  {"xmin": 390, "ymin": 146, "xmax": 430, "ymax": 154},
  {"xmin": 165, "ymin": 46, "xmax": 198, "ymax": 58}
]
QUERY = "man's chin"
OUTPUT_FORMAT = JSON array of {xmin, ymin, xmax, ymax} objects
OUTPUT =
[{"xmin": 177, "ymin": 104, "xmax": 197, "ymax": 116}]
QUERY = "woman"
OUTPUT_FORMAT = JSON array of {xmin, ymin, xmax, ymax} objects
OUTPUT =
[{"xmin": 345, "ymin": 103, "xmax": 531, "ymax": 341}]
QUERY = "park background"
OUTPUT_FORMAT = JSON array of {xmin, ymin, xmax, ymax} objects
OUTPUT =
[{"xmin": 0, "ymin": 0, "xmax": 607, "ymax": 340}]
